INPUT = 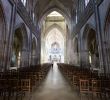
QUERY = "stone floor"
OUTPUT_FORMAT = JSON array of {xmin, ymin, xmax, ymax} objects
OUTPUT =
[{"xmin": 23, "ymin": 63, "xmax": 103, "ymax": 100}]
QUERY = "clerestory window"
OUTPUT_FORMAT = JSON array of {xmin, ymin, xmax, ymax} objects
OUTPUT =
[
  {"xmin": 21, "ymin": 0, "xmax": 27, "ymax": 6},
  {"xmin": 85, "ymin": 0, "xmax": 90, "ymax": 6}
]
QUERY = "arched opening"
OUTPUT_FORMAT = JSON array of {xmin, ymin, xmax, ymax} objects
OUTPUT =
[
  {"xmin": 87, "ymin": 29, "xmax": 99, "ymax": 68},
  {"xmin": 82, "ymin": 24, "xmax": 99, "ymax": 69},
  {"xmin": 11, "ymin": 28, "xmax": 23, "ymax": 68},
  {"xmin": 45, "ymin": 28, "xmax": 64, "ymax": 63},
  {"xmin": 41, "ymin": 11, "xmax": 67, "ymax": 64},
  {"xmin": 31, "ymin": 38, "xmax": 37, "ymax": 65},
  {"xmin": 10, "ymin": 24, "xmax": 29, "ymax": 69}
]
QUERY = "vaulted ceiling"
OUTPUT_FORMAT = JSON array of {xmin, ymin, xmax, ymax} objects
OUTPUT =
[
  {"xmin": 36, "ymin": 0, "xmax": 74, "ymax": 9},
  {"xmin": 34, "ymin": 0, "xmax": 76, "ymax": 23}
]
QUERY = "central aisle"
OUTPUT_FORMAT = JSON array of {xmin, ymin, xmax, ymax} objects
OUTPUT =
[{"xmin": 27, "ymin": 63, "xmax": 80, "ymax": 100}]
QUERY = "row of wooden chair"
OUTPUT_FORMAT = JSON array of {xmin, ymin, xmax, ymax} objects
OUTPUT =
[
  {"xmin": 0, "ymin": 63, "xmax": 52, "ymax": 100},
  {"xmin": 58, "ymin": 63, "xmax": 110, "ymax": 100}
]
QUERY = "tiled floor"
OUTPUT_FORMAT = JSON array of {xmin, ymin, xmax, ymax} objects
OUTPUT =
[{"xmin": 23, "ymin": 63, "xmax": 103, "ymax": 100}]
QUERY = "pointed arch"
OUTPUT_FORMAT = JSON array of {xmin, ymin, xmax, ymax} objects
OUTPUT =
[
  {"xmin": 11, "ymin": 23, "xmax": 29, "ymax": 68},
  {"xmin": 44, "ymin": 24, "xmax": 66, "ymax": 40},
  {"xmin": 43, "ymin": 27, "xmax": 65, "ymax": 63},
  {"xmin": 82, "ymin": 24, "xmax": 96, "ymax": 49},
  {"xmin": 82, "ymin": 24, "xmax": 99, "ymax": 68},
  {"xmin": 15, "ymin": 23, "xmax": 29, "ymax": 50},
  {"xmin": 45, "ymin": 27, "xmax": 64, "ymax": 46},
  {"xmin": 39, "ymin": 7, "xmax": 70, "ymax": 27}
]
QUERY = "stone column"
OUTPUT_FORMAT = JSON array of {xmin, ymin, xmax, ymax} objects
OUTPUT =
[
  {"xmin": 92, "ymin": 0, "xmax": 105, "ymax": 73},
  {"xmin": 31, "ymin": 55, "xmax": 37, "ymax": 65},
  {"xmin": 29, "ymin": 31, "xmax": 32, "ymax": 67},
  {"xmin": 37, "ymin": 28, "xmax": 41, "ymax": 64},
  {"xmin": 5, "ymin": 1, "xmax": 17, "ymax": 70},
  {"xmin": 21, "ymin": 49, "xmax": 29, "ymax": 67}
]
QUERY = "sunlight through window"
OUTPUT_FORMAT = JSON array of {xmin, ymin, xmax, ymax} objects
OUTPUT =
[
  {"xmin": 85, "ymin": 0, "xmax": 90, "ymax": 6},
  {"xmin": 21, "ymin": 0, "xmax": 27, "ymax": 6}
]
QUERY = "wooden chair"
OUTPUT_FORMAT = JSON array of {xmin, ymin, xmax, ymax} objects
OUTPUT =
[
  {"xmin": 20, "ymin": 79, "xmax": 31, "ymax": 93},
  {"xmin": 102, "ymin": 80, "xmax": 110, "ymax": 100},
  {"xmin": 7, "ymin": 79, "xmax": 22, "ymax": 100},
  {"xmin": 91, "ymin": 79, "xmax": 102, "ymax": 99},
  {"xmin": 72, "ymin": 75, "xmax": 79, "ymax": 88},
  {"xmin": 0, "ymin": 79, "xmax": 8, "ymax": 96},
  {"xmin": 79, "ymin": 79, "xmax": 90, "ymax": 100}
]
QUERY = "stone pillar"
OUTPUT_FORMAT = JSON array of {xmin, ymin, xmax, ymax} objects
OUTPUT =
[
  {"xmin": 29, "ymin": 31, "xmax": 32, "ymax": 67},
  {"xmin": 0, "ymin": 39, "xmax": 5, "ymax": 71},
  {"xmin": 37, "ymin": 28, "xmax": 41, "ymax": 64},
  {"xmin": 81, "ymin": 50, "xmax": 90, "ymax": 68},
  {"xmin": 92, "ymin": 0, "xmax": 105, "ymax": 73},
  {"xmin": 31, "ymin": 55, "xmax": 37, "ymax": 65},
  {"xmin": 21, "ymin": 49, "xmax": 29, "ymax": 67},
  {"xmin": 79, "ymin": 32, "xmax": 90, "ymax": 68},
  {"xmin": 5, "ymin": 2, "xmax": 17, "ymax": 70}
]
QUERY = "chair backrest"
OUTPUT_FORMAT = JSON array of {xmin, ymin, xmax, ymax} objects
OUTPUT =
[
  {"xmin": 0, "ymin": 79, "xmax": 7, "ymax": 87},
  {"xmin": 20, "ymin": 79, "xmax": 31, "ymax": 92},
  {"xmin": 80, "ymin": 79, "xmax": 89, "ymax": 92},
  {"xmin": 73, "ymin": 75, "xmax": 79, "ymax": 86},
  {"xmin": 92, "ymin": 79, "xmax": 101, "ymax": 92},
  {"xmin": 8, "ymin": 79, "xmax": 19, "ymax": 91}
]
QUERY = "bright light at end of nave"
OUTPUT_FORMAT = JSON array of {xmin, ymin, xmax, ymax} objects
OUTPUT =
[{"xmin": 47, "ymin": 11, "xmax": 62, "ymax": 17}]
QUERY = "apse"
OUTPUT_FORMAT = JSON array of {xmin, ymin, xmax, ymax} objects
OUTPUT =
[
  {"xmin": 45, "ymin": 28, "xmax": 64, "ymax": 63},
  {"xmin": 41, "ymin": 10, "xmax": 67, "ymax": 63}
]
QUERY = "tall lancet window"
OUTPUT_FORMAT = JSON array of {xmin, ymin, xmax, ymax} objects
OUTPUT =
[
  {"xmin": 21, "ymin": 0, "xmax": 27, "ymax": 6},
  {"xmin": 33, "ymin": 13, "xmax": 35, "ymax": 21},
  {"xmin": 85, "ymin": 0, "xmax": 90, "ymax": 6}
]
